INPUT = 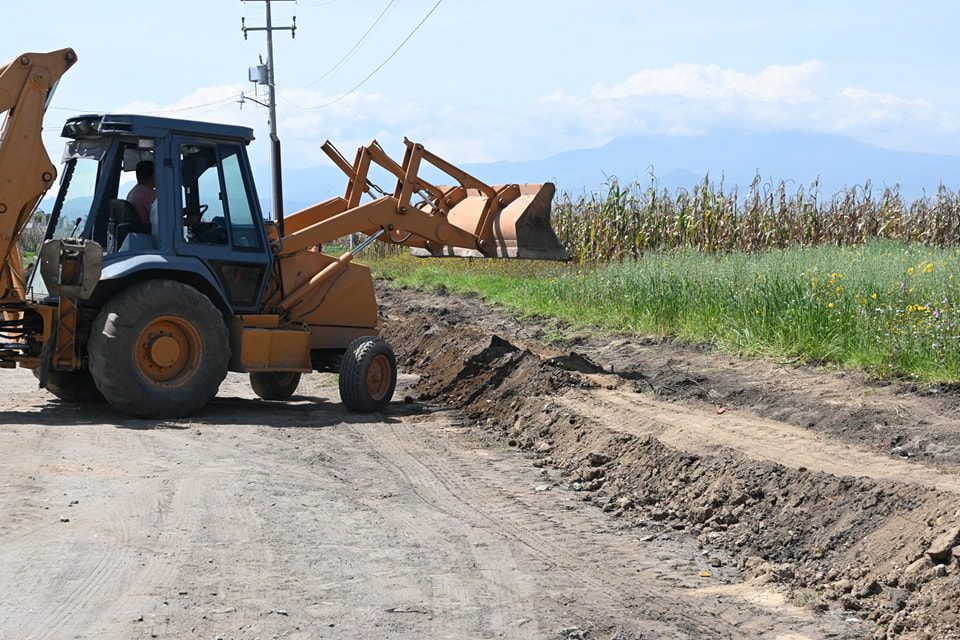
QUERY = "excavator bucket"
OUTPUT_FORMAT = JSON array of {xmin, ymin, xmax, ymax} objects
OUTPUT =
[{"xmin": 415, "ymin": 183, "xmax": 569, "ymax": 260}]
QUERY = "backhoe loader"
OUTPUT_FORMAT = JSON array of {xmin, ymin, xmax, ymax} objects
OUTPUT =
[{"xmin": 0, "ymin": 49, "xmax": 568, "ymax": 418}]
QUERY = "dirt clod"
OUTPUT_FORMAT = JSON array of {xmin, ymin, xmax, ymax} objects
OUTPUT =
[{"xmin": 926, "ymin": 527, "xmax": 960, "ymax": 564}]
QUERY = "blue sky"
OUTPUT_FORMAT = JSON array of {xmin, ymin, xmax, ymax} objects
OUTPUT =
[{"xmin": 5, "ymin": 0, "xmax": 959, "ymax": 174}]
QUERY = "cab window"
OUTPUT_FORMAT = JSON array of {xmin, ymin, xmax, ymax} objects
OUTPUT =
[
  {"xmin": 180, "ymin": 144, "xmax": 227, "ymax": 245},
  {"xmin": 179, "ymin": 143, "xmax": 260, "ymax": 249}
]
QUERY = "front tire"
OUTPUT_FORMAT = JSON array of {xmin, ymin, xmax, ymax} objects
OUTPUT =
[
  {"xmin": 88, "ymin": 280, "xmax": 230, "ymax": 418},
  {"xmin": 339, "ymin": 336, "xmax": 397, "ymax": 412},
  {"xmin": 250, "ymin": 372, "xmax": 301, "ymax": 401}
]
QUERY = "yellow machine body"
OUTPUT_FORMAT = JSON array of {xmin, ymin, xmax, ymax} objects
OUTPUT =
[{"xmin": 0, "ymin": 47, "xmax": 569, "ymax": 417}]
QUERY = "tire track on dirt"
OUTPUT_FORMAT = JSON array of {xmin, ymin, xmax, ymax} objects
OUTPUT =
[
  {"xmin": 353, "ymin": 420, "xmax": 537, "ymax": 639},
  {"xmin": 93, "ymin": 430, "xmax": 246, "ymax": 632},
  {"xmin": 0, "ymin": 426, "xmax": 128, "ymax": 635},
  {"xmin": 19, "ymin": 429, "xmax": 219, "ymax": 638},
  {"xmin": 359, "ymin": 416, "xmax": 839, "ymax": 639}
]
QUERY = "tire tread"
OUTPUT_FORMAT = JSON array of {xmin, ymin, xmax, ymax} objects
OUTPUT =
[
  {"xmin": 339, "ymin": 336, "xmax": 397, "ymax": 412},
  {"xmin": 88, "ymin": 280, "xmax": 229, "ymax": 418}
]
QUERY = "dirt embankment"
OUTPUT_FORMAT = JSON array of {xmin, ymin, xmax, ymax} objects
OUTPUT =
[{"xmin": 380, "ymin": 286, "xmax": 960, "ymax": 640}]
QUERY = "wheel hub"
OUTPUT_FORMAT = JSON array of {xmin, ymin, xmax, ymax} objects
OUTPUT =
[
  {"xmin": 366, "ymin": 354, "xmax": 391, "ymax": 401},
  {"xmin": 135, "ymin": 316, "xmax": 202, "ymax": 385},
  {"xmin": 148, "ymin": 335, "xmax": 181, "ymax": 368}
]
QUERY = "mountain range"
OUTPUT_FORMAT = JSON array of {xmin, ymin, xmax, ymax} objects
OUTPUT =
[
  {"xmin": 41, "ymin": 131, "xmax": 960, "ymax": 217},
  {"xmin": 267, "ymin": 132, "xmax": 960, "ymax": 214}
]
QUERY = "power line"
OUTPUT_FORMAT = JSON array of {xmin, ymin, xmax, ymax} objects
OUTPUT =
[
  {"xmin": 143, "ymin": 94, "xmax": 242, "ymax": 114},
  {"xmin": 301, "ymin": 0, "xmax": 397, "ymax": 90},
  {"xmin": 284, "ymin": 0, "xmax": 443, "ymax": 110},
  {"xmin": 49, "ymin": 94, "xmax": 241, "ymax": 116},
  {"xmin": 296, "ymin": 0, "xmax": 337, "ymax": 5}
]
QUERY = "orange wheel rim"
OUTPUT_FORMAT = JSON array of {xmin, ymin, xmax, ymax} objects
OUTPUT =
[
  {"xmin": 135, "ymin": 316, "xmax": 202, "ymax": 386},
  {"xmin": 366, "ymin": 354, "xmax": 392, "ymax": 401}
]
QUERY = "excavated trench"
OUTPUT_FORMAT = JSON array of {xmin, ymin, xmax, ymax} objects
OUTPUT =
[{"xmin": 380, "ymin": 286, "xmax": 960, "ymax": 640}]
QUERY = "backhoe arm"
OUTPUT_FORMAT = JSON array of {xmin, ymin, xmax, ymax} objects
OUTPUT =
[{"xmin": 0, "ymin": 49, "xmax": 77, "ymax": 300}]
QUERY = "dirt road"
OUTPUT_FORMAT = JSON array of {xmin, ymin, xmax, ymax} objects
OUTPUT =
[
  {"xmin": 0, "ymin": 365, "xmax": 852, "ymax": 639},
  {"xmin": 3, "ymin": 285, "xmax": 959, "ymax": 639}
]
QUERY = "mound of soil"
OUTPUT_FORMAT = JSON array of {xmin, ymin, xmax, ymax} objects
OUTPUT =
[
  {"xmin": 381, "ymin": 287, "xmax": 960, "ymax": 640},
  {"xmin": 380, "ymin": 288, "xmax": 960, "ymax": 469}
]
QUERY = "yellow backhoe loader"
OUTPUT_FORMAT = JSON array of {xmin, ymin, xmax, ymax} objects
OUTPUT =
[{"xmin": 0, "ymin": 49, "xmax": 568, "ymax": 418}]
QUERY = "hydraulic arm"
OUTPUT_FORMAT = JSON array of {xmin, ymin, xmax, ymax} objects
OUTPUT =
[
  {"xmin": 282, "ymin": 138, "xmax": 566, "ymax": 259},
  {"xmin": 0, "ymin": 49, "xmax": 77, "ymax": 302},
  {"xmin": 274, "ymin": 138, "xmax": 567, "ymax": 323}
]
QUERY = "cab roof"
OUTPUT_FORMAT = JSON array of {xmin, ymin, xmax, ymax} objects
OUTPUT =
[{"xmin": 61, "ymin": 114, "xmax": 255, "ymax": 143}]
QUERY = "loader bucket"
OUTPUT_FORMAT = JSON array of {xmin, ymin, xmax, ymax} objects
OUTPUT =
[{"xmin": 414, "ymin": 183, "xmax": 569, "ymax": 260}]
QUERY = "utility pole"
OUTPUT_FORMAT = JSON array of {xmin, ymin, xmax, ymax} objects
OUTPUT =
[{"xmin": 242, "ymin": 0, "xmax": 296, "ymax": 235}]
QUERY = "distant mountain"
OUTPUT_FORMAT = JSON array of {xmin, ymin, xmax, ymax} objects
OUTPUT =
[
  {"xmin": 45, "ymin": 131, "xmax": 960, "ymax": 220},
  {"xmin": 264, "ymin": 132, "xmax": 960, "ymax": 214},
  {"xmin": 451, "ymin": 132, "xmax": 960, "ymax": 199}
]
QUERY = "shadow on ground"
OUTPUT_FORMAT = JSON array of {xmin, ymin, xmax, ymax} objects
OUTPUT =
[{"xmin": 0, "ymin": 394, "xmax": 429, "ymax": 430}]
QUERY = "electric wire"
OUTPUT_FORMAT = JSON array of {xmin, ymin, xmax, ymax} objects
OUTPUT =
[
  {"xmin": 283, "ymin": 0, "xmax": 443, "ymax": 110},
  {"xmin": 49, "ymin": 94, "xmax": 241, "ymax": 117},
  {"xmin": 140, "ymin": 94, "xmax": 242, "ymax": 114},
  {"xmin": 300, "ymin": 0, "xmax": 397, "ymax": 89}
]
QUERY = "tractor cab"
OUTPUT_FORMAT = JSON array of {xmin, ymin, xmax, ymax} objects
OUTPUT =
[{"xmin": 31, "ymin": 114, "xmax": 272, "ymax": 313}]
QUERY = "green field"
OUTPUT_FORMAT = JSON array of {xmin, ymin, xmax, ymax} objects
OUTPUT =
[{"xmin": 364, "ymin": 241, "xmax": 960, "ymax": 384}]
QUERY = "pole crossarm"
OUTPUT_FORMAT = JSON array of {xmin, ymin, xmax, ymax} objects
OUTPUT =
[{"xmin": 240, "ymin": 0, "xmax": 296, "ymax": 235}]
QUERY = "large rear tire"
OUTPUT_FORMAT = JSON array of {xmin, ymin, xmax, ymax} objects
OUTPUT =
[
  {"xmin": 339, "ymin": 336, "xmax": 397, "ymax": 413},
  {"xmin": 88, "ymin": 280, "xmax": 230, "ymax": 418},
  {"xmin": 250, "ymin": 372, "xmax": 301, "ymax": 401},
  {"xmin": 33, "ymin": 369, "xmax": 104, "ymax": 403}
]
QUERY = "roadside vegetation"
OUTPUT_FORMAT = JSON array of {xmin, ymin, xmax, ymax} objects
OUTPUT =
[
  {"xmin": 362, "ymin": 177, "xmax": 960, "ymax": 383},
  {"xmin": 553, "ymin": 176, "xmax": 960, "ymax": 263},
  {"xmin": 367, "ymin": 243, "xmax": 960, "ymax": 382}
]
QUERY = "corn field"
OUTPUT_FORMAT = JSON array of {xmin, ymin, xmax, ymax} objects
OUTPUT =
[{"xmin": 553, "ymin": 177, "xmax": 960, "ymax": 263}]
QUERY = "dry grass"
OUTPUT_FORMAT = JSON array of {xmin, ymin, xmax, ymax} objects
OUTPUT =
[{"xmin": 553, "ymin": 177, "xmax": 960, "ymax": 263}]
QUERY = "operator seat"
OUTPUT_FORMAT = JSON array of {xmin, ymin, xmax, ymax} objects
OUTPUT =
[
  {"xmin": 108, "ymin": 199, "xmax": 150, "ymax": 252},
  {"xmin": 149, "ymin": 199, "xmax": 160, "ymax": 245}
]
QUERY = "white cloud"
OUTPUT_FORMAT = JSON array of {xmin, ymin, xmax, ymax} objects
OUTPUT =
[
  {"xmin": 538, "ymin": 61, "xmax": 960, "ymax": 155},
  {"xmin": 115, "ymin": 84, "xmax": 248, "ymax": 120},
  {"xmin": 92, "ymin": 62, "xmax": 960, "ymax": 174},
  {"xmin": 591, "ymin": 61, "xmax": 825, "ymax": 105}
]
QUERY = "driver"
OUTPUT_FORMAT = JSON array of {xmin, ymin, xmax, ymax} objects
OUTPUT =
[
  {"xmin": 183, "ymin": 207, "xmax": 227, "ymax": 244},
  {"xmin": 126, "ymin": 161, "xmax": 156, "ymax": 225}
]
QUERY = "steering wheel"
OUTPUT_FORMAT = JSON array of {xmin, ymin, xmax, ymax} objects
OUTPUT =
[{"xmin": 182, "ymin": 203, "xmax": 209, "ymax": 223}]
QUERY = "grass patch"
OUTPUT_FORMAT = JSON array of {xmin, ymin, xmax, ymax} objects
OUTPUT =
[{"xmin": 363, "ymin": 241, "xmax": 960, "ymax": 383}]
